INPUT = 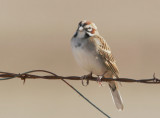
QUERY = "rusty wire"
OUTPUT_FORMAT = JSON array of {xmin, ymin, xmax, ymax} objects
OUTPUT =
[
  {"xmin": 0, "ymin": 70, "xmax": 159, "ymax": 118},
  {"xmin": 0, "ymin": 70, "xmax": 159, "ymax": 84}
]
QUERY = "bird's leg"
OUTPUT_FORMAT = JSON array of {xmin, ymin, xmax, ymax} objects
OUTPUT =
[
  {"xmin": 97, "ymin": 71, "xmax": 107, "ymax": 87},
  {"xmin": 81, "ymin": 72, "xmax": 92, "ymax": 86},
  {"xmin": 97, "ymin": 76, "xmax": 104, "ymax": 87}
]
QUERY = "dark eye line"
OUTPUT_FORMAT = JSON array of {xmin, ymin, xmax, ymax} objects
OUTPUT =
[{"xmin": 86, "ymin": 27, "xmax": 92, "ymax": 31}]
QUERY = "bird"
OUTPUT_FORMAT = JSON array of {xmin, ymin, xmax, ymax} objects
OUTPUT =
[{"xmin": 70, "ymin": 20, "xmax": 123, "ymax": 110}]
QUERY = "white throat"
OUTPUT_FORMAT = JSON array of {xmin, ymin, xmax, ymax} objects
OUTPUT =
[{"xmin": 76, "ymin": 31, "xmax": 86, "ymax": 38}]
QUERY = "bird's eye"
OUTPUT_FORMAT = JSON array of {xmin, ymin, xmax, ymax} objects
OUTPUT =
[{"xmin": 87, "ymin": 27, "xmax": 92, "ymax": 31}]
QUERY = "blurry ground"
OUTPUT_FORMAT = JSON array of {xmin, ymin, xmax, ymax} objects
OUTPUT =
[{"xmin": 0, "ymin": 0, "xmax": 160, "ymax": 118}]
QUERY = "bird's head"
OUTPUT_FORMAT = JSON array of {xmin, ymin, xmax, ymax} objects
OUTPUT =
[{"xmin": 74, "ymin": 20, "xmax": 99, "ymax": 38}]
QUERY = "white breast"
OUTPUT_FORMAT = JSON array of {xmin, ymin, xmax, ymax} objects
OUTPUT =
[{"xmin": 71, "ymin": 38, "xmax": 106, "ymax": 75}]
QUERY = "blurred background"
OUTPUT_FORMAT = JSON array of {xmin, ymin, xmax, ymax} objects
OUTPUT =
[{"xmin": 0, "ymin": 0, "xmax": 160, "ymax": 117}]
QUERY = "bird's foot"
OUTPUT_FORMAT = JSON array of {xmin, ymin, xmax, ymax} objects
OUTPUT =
[
  {"xmin": 81, "ymin": 73, "xmax": 92, "ymax": 86},
  {"xmin": 97, "ymin": 76, "xmax": 105, "ymax": 87}
]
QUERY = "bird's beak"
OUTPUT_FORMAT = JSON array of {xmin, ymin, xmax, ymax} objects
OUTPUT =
[{"xmin": 78, "ymin": 26, "xmax": 84, "ymax": 32}]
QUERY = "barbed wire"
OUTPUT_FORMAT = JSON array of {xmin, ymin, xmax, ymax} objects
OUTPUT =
[
  {"xmin": 0, "ymin": 70, "xmax": 159, "ymax": 118},
  {"xmin": 0, "ymin": 70, "xmax": 112, "ymax": 118},
  {"xmin": 0, "ymin": 70, "xmax": 159, "ymax": 84}
]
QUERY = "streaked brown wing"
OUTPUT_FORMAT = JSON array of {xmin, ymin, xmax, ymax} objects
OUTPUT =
[{"xmin": 94, "ymin": 35, "xmax": 119, "ymax": 78}]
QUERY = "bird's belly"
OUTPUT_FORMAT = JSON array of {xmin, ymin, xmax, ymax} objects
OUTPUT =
[{"xmin": 72, "ymin": 46, "xmax": 106, "ymax": 75}]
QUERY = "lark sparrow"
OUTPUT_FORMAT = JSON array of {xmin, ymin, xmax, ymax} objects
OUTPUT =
[{"xmin": 71, "ymin": 20, "xmax": 123, "ymax": 110}]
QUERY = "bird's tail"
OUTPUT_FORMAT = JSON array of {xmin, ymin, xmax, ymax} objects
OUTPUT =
[{"xmin": 108, "ymin": 81, "xmax": 124, "ymax": 111}]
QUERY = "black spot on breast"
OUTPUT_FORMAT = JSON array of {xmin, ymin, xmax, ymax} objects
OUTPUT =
[{"xmin": 75, "ymin": 43, "xmax": 81, "ymax": 48}]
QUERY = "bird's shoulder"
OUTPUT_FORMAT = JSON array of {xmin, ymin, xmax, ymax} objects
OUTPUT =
[
  {"xmin": 89, "ymin": 35, "xmax": 119, "ymax": 77},
  {"xmin": 89, "ymin": 35, "xmax": 114, "ymax": 61}
]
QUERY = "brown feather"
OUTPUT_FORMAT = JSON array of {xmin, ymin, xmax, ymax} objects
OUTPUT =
[{"xmin": 91, "ymin": 35, "xmax": 119, "ymax": 78}]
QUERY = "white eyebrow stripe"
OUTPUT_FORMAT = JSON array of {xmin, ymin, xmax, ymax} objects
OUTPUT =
[{"xmin": 84, "ymin": 25, "xmax": 91, "ymax": 28}]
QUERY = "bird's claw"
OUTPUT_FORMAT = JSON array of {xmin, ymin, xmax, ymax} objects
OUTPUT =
[
  {"xmin": 81, "ymin": 73, "xmax": 92, "ymax": 86},
  {"xmin": 97, "ymin": 76, "xmax": 105, "ymax": 87}
]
